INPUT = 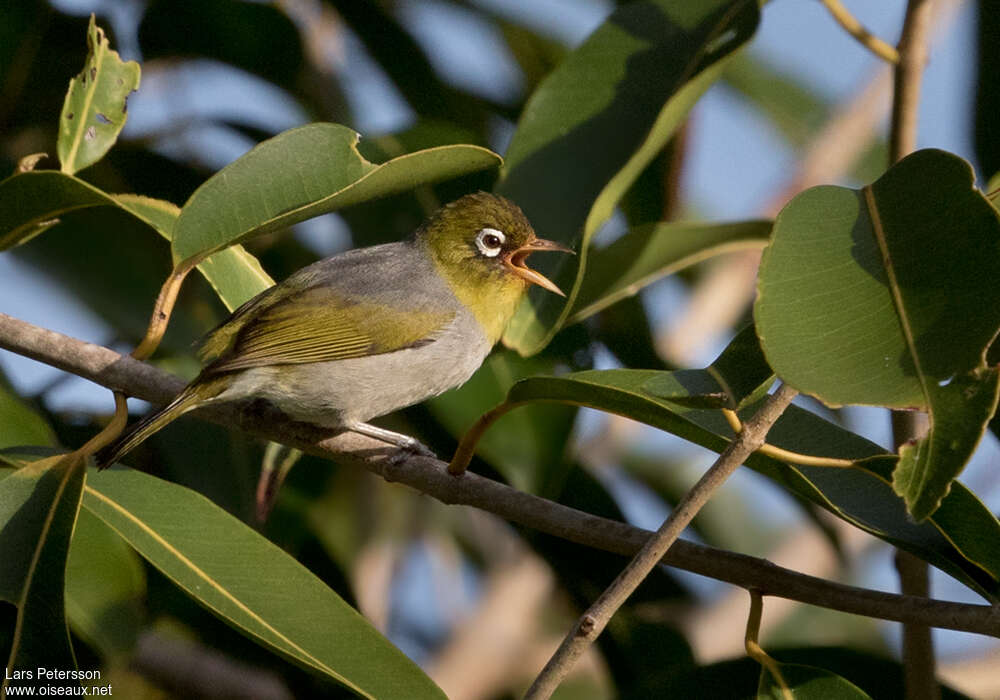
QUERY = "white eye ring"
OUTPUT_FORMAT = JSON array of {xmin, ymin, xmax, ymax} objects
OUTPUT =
[{"xmin": 475, "ymin": 228, "xmax": 506, "ymax": 257}]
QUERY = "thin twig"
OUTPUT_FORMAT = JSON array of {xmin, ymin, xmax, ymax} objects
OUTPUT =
[
  {"xmin": 890, "ymin": 0, "xmax": 934, "ymax": 162},
  {"xmin": 896, "ymin": 546, "xmax": 940, "ymax": 700},
  {"xmin": 820, "ymin": 0, "xmax": 900, "ymax": 63},
  {"xmin": 2, "ymin": 312, "xmax": 1000, "ymax": 639},
  {"xmin": 889, "ymin": 1, "xmax": 938, "ymax": 697},
  {"xmin": 523, "ymin": 383, "xmax": 799, "ymax": 699},
  {"xmin": 745, "ymin": 590, "xmax": 792, "ymax": 700}
]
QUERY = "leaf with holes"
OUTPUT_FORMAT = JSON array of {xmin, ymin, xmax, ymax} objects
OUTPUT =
[
  {"xmin": 57, "ymin": 15, "xmax": 140, "ymax": 175},
  {"xmin": 755, "ymin": 149, "xmax": 1000, "ymax": 520}
]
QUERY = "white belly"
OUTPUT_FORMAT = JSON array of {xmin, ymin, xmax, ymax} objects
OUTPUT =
[{"xmin": 213, "ymin": 313, "xmax": 492, "ymax": 428}]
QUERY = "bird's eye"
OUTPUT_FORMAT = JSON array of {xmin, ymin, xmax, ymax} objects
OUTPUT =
[{"xmin": 474, "ymin": 228, "xmax": 506, "ymax": 257}]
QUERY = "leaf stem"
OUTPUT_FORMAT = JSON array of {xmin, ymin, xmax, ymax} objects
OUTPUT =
[
  {"xmin": 819, "ymin": 0, "xmax": 900, "ymax": 64},
  {"xmin": 721, "ymin": 408, "xmax": 855, "ymax": 468},
  {"xmin": 132, "ymin": 263, "xmax": 196, "ymax": 361},
  {"xmin": 745, "ymin": 589, "xmax": 793, "ymax": 700},
  {"xmin": 523, "ymin": 383, "xmax": 799, "ymax": 699},
  {"xmin": 448, "ymin": 401, "xmax": 525, "ymax": 475}
]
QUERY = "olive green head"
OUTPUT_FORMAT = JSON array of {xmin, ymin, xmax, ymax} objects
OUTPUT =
[
  {"xmin": 418, "ymin": 192, "xmax": 572, "ymax": 340},
  {"xmin": 418, "ymin": 193, "xmax": 571, "ymax": 331}
]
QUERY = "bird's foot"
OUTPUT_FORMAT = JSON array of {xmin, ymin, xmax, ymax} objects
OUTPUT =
[{"xmin": 348, "ymin": 422, "xmax": 436, "ymax": 463}]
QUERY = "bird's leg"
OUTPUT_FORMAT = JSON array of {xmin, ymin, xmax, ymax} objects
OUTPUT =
[{"xmin": 347, "ymin": 422, "xmax": 436, "ymax": 460}]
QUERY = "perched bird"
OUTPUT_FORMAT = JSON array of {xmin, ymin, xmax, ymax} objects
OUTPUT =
[{"xmin": 98, "ymin": 192, "xmax": 572, "ymax": 466}]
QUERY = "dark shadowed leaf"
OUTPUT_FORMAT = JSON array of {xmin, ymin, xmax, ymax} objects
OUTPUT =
[
  {"xmin": 0, "ymin": 171, "xmax": 158, "ymax": 251},
  {"xmin": 0, "ymin": 458, "xmax": 84, "ymax": 688},
  {"xmin": 427, "ymin": 351, "xmax": 576, "ymax": 494},
  {"xmin": 138, "ymin": 0, "xmax": 302, "ymax": 87},
  {"xmin": 643, "ymin": 323, "xmax": 774, "ymax": 409},
  {"xmin": 669, "ymin": 647, "xmax": 969, "ymax": 699},
  {"xmin": 0, "ymin": 170, "xmax": 273, "ymax": 313},
  {"xmin": 65, "ymin": 508, "xmax": 145, "ymax": 661},
  {"xmin": 497, "ymin": 0, "xmax": 760, "ymax": 355},
  {"xmin": 975, "ymin": 4, "xmax": 1000, "ymax": 179},
  {"xmin": 0, "ymin": 370, "xmax": 56, "ymax": 449}
]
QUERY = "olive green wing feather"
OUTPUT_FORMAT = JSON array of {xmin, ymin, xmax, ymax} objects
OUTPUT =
[{"xmin": 199, "ymin": 284, "xmax": 455, "ymax": 374}]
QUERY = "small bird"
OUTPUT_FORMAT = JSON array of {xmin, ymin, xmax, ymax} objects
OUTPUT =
[{"xmin": 98, "ymin": 192, "xmax": 572, "ymax": 466}]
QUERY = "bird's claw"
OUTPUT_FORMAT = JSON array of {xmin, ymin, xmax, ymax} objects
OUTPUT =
[{"xmin": 390, "ymin": 437, "xmax": 436, "ymax": 465}]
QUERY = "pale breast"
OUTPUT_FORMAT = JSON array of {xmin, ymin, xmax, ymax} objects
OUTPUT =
[{"xmin": 215, "ymin": 308, "xmax": 492, "ymax": 428}]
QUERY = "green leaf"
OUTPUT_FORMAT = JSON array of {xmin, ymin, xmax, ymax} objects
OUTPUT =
[
  {"xmin": 57, "ymin": 15, "xmax": 140, "ymax": 175},
  {"xmin": 0, "ymin": 370, "xmax": 56, "ymax": 449},
  {"xmin": 0, "ymin": 458, "xmax": 84, "ymax": 689},
  {"xmin": 894, "ymin": 369, "xmax": 1000, "ymax": 520},
  {"xmin": 643, "ymin": 323, "xmax": 774, "ymax": 409},
  {"xmin": 171, "ymin": 123, "xmax": 501, "ymax": 266},
  {"xmin": 493, "ymin": 368, "xmax": 1000, "ymax": 599},
  {"xmin": 569, "ymin": 220, "xmax": 770, "ymax": 324},
  {"xmin": 82, "ymin": 468, "xmax": 445, "ymax": 699},
  {"xmin": 0, "ymin": 171, "xmax": 154, "ymax": 251},
  {"xmin": 755, "ymin": 149, "xmax": 1000, "ymax": 519},
  {"xmin": 65, "ymin": 508, "xmax": 145, "ymax": 661},
  {"xmin": 116, "ymin": 194, "xmax": 275, "ymax": 311},
  {"xmin": 497, "ymin": 0, "xmax": 760, "ymax": 355},
  {"xmin": 757, "ymin": 662, "xmax": 872, "ymax": 700}
]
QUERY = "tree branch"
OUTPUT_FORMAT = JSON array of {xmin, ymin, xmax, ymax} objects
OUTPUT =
[
  {"xmin": 2, "ymin": 311, "xmax": 1000, "ymax": 640},
  {"xmin": 889, "ymin": 1, "xmax": 938, "ymax": 697},
  {"xmin": 525, "ymin": 384, "xmax": 799, "ymax": 699},
  {"xmin": 890, "ymin": 0, "xmax": 934, "ymax": 162}
]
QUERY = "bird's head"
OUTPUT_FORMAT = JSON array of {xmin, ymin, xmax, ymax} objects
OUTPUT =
[
  {"xmin": 420, "ymin": 191, "xmax": 572, "ymax": 296},
  {"xmin": 418, "ymin": 192, "xmax": 573, "ymax": 342}
]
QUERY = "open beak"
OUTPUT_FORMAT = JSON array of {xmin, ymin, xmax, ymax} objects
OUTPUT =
[{"xmin": 503, "ymin": 238, "xmax": 575, "ymax": 297}]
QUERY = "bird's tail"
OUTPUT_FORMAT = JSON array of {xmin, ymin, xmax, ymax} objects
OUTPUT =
[{"xmin": 96, "ymin": 387, "xmax": 203, "ymax": 468}]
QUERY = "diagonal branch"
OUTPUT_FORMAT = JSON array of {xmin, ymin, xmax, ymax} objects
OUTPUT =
[
  {"xmin": 1, "ymin": 311, "xmax": 1000, "ymax": 640},
  {"xmin": 524, "ymin": 384, "xmax": 799, "ymax": 699},
  {"xmin": 890, "ymin": 1, "xmax": 938, "ymax": 698}
]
